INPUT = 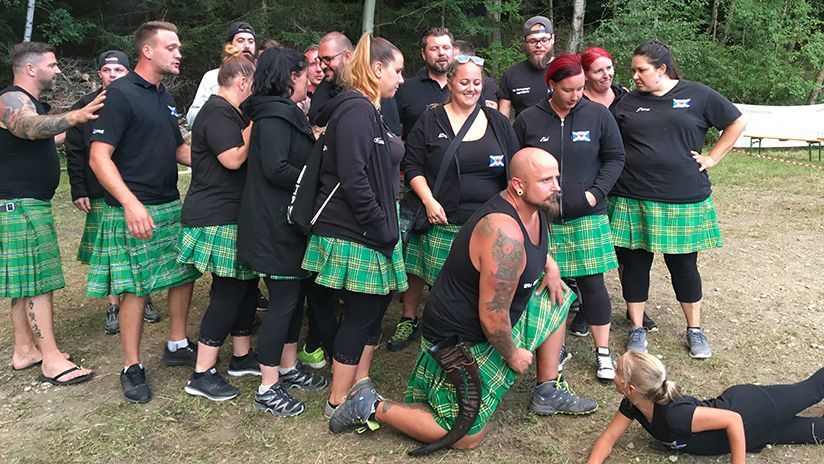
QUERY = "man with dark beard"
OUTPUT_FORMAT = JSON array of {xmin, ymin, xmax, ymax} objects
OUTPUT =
[
  {"xmin": 497, "ymin": 16, "xmax": 555, "ymax": 119},
  {"xmin": 393, "ymin": 27, "xmax": 453, "ymax": 140},
  {"xmin": 328, "ymin": 148, "xmax": 590, "ymax": 449}
]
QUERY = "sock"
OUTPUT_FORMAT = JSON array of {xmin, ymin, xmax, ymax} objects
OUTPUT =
[
  {"xmin": 596, "ymin": 346, "xmax": 610, "ymax": 356},
  {"xmin": 192, "ymin": 367, "xmax": 214, "ymax": 378},
  {"xmin": 327, "ymin": 401, "xmax": 338, "ymax": 410},
  {"xmin": 399, "ymin": 316, "xmax": 417, "ymax": 323},
  {"xmin": 687, "ymin": 326, "xmax": 701, "ymax": 332},
  {"xmin": 368, "ymin": 399, "xmax": 381, "ymax": 421},
  {"xmin": 167, "ymin": 338, "xmax": 188, "ymax": 352},
  {"xmin": 278, "ymin": 365, "xmax": 297, "ymax": 375},
  {"xmin": 123, "ymin": 363, "xmax": 143, "ymax": 372},
  {"xmin": 258, "ymin": 383, "xmax": 274, "ymax": 394}
]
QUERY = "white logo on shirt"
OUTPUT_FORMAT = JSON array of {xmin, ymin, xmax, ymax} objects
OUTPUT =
[
  {"xmin": 373, "ymin": 137, "xmax": 385, "ymax": 145},
  {"xmin": 513, "ymin": 87, "xmax": 532, "ymax": 95},
  {"xmin": 539, "ymin": 136, "xmax": 550, "ymax": 142},
  {"xmin": 523, "ymin": 275, "xmax": 541, "ymax": 289},
  {"xmin": 636, "ymin": 107, "xmax": 651, "ymax": 112},
  {"xmin": 92, "ymin": 129, "xmax": 105, "ymax": 135},
  {"xmin": 322, "ymin": 145, "xmax": 328, "ymax": 151},
  {"xmin": 437, "ymin": 132, "xmax": 448, "ymax": 139},
  {"xmin": 167, "ymin": 105, "xmax": 180, "ymax": 117}
]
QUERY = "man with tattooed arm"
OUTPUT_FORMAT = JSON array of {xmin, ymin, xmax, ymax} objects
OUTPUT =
[{"xmin": 1, "ymin": 41, "xmax": 103, "ymax": 385}]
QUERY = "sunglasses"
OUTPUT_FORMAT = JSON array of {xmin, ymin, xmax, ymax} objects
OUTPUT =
[
  {"xmin": 454, "ymin": 55, "xmax": 484, "ymax": 66},
  {"xmin": 315, "ymin": 50, "xmax": 345, "ymax": 65}
]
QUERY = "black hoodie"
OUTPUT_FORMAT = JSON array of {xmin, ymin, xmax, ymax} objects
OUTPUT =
[
  {"xmin": 311, "ymin": 90, "xmax": 403, "ymax": 257},
  {"xmin": 236, "ymin": 95, "xmax": 315, "ymax": 276},
  {"xmin": 513, "ymin": 97, "xmax": 625, "ymax": 221}
]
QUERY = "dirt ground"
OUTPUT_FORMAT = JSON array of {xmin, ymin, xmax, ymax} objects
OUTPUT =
[{"xmin": 0, "ymin": 151, "xmax": 822, "ymax": 463}]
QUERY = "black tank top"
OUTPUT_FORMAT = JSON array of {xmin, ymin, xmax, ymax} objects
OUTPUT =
[
  {"xmin": 0, "ymin": 86, "xmax": 60, "ymax": 200},
  {"xmin": 422, "ymin": 193, "xmax": 548, "ymax": 343}
]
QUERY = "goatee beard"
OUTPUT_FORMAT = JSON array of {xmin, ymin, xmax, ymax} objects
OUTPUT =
[{"xmin": 528, "ymin": 52, "xmax": 551, "ymax": 70}]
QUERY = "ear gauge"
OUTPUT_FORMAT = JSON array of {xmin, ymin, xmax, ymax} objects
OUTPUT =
[{"xmin": 516, "ymin": 190, "xmax": 524, "ymax": 196}]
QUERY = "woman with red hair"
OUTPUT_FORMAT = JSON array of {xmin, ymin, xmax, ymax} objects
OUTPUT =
[
  {"xmin": 514, "ymin": 54, "xmax": 625, "ymax": 382},
  {"xmin": 581, "ymin": 47, "xmax": 627, "ymax": 110}
]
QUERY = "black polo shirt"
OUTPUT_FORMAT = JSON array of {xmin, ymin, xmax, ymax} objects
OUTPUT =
[
  {"xmin": 90, "ymin": 71, "xmax": 184, "ymax": 207},
  {"xmin": 497, "ymin": 59, "xmax": 550, "ymax": 117},
  {"xmin": 395, "ymin": 72, "xmax": 449, "ymax": 140}
]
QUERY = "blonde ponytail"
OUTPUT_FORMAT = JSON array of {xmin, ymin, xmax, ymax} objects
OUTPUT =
[
  {"xmin": 619, "ymin": 351, "xmax": 682, "ymax": 405},
  {"xmin": 341, "ymin": 32, "xmax": 400, "ymax": 107}
]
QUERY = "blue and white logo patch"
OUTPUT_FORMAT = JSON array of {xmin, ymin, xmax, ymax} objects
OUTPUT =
[
  {"xmin": 571, "ymin": 131, "xmax": 591, "ymax": 142},
  {"xmin": 672, "ymin": 98, "xmax": 691, "ymax": 109},
  {"xmin": 168, "ymin": 105, "xmax": 180, "ymax": 117},
  {"xmin": 489, "ymin": 154, "xmax": 505, "ymax": 168}
]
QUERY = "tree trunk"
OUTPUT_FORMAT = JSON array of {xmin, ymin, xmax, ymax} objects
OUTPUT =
[
  {"xmin": 806, "ymin": 68, "xmax": 824, "ymax": 104},
  {"xmin": 488, "ymin": 0, "xmax": 501, "ymax": 45},
  {"xmin": 568, "ymin": 0, "xmax": 586, "ymax": 53},
  {"xmin": 722, "ymin": 0, "xmax": 736, "ymax": 43},
  {"xmin": 548, "ymin": 0, "xmax": 554, "ymax": 24},
  {"xmin": 24, "ymin": 0, "xmax": 36, "ymax": 42},
  {"xmin": 362, "ymin": 0, "xmax": 376, "ymax": 34},
  {"xmin": 710, "ymin": 0, "xmax": 719, "ymax": 40}
]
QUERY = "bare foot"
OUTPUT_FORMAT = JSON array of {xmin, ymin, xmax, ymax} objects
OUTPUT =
[
  {"xmin": 40, "ymin": 357, "xmax": 93, "ymax": 382},
  {"xmin": 11, "ymin": 351, "xmax": 72, "ymax": 370}
]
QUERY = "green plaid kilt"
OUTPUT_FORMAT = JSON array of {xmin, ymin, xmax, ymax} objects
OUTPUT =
[
  {"xmin": 86, "ymin": 200, "xmax": 201, "ymax": 297},
  {"xmin": 404, "ymin": 225, "xmax": 461, "ymax": 285},
  {"xmin": 548, "ymin": 214, "xmax": 618, "ymax": 278},
  {"xmin": 607, "ymin": 196, "xmax": 723, "ymax": 254},
  {"xmin": 76, "ymin": 197, "xmax": 105, "ymax": 264},
  {"xmin": 301, "ymin": 234, "xmax": 408, "ymax": 295},
  {"xmin": 0, "ymin": 198, "xmax": 64, "ymax": 298},
  {"xmin": 176, "ymin": 224, "xmax": 256, "ymax": 280},
  {"xmin": 405, "ymin": 284, "xmax": 576, "ymax": 435}
]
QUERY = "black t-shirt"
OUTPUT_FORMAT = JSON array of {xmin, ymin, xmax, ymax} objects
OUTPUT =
[
  {"xmin": 0, "ymin": 86, "xmax": 60, "ymax": 200},
  {"xmin": 611, "ymin": 79, "xmax": 741, "ymax": 203},
  {"xmin": 497, "ymin": 60, "xmax": 549, "ymax": 117},
  {"xmin": 456, "ymin": 127, "xmax": 507, "ymax": 223},
  {"xmin": 395, "ymin": 73, "xmax": 449, "ymax": 140},
  {"xmin": 618, "ymin": 384, "xmax": 778, "ymax": 455},
  {"xmin": 181, "ymin": 95, "xmax": 248, "ymax": 226},
  {"xmin": 90, "ymin": 72, "xmax": 185, "ymax": 207}
]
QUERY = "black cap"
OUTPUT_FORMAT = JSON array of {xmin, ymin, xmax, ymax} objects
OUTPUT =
[
  {"xmin": 227, "ymin": 21, "xmax": 256, "ymax": 43},
  {"xmin": 523, "ymin": 16, "xmax": 553, "ymax": 36},
  {"xmin": 97, "ymin": 50, "xmax": 130, "ymax": 69}
]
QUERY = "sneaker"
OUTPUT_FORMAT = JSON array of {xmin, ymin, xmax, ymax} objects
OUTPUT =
[
  {"xmin": 569, "ymin": 312, "xmax": 590, "ymax": 337},
  {"xmin": 280, "ymin": 362, "xmax": 328, "ymax": 390},
  {"xmin": 104, "ymin": 303, "xmax": 120, "ymax": 335},
  {"xmin": 227, "ymin": 349, "xmax": 262, "ymax": 377},
  {"xmin": 386, "ymin": 317, "xmax": 419, "ymax": 352},
  {"xmin": 256, "ymin": 287, "xmax": 269, "ymax": 311},
  {"xmin": 558, "ymin": 345, "xmax": 572, "ymax": 372},
  {"xmin": 296, "ymin": 344, "xmax": 327, "ymax": 369},
  {"xmin": 595, "ymin": 347, "xmax": 615, "ymax": 381},
  {"xmin": 626, "ymin": 327, "xmax": 648, "ymax": 353},
  {"xmin": 530, "ymin": 377, "xmax": 597, "ymax": 415},
  {"xmin": 184, "ymin": 367, "xmax": 240, "ymax": 401},
  {"xmin": 626, "ymin": 310, "xmax": 658, "ymax": 332},
  {"xmin": 121, "ymin": 364, "xmax": 152, "ymax": 404},
  {"xmin": 253, "ymin": 382, "xmax": 305, "ymax": 417},
  {"xmin": 329, "ymin": 377, "xmax": 381, "ymax": 433},
  {"xmin": 162, "ymin": 339, "xmax": 198, "ymax": 367},
  {"xmin": 685, "ymin": 329, "xmax": 712, "ymax": 359},
  {"xmin": 143, "ymin": 297, "xmax": 161, "ymax": 323}
]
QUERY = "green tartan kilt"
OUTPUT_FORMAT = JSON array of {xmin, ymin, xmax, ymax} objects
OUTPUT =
[
  {"xmin": 176, "ymin": 224, "xmax": 256, "ymax": 280},
  {"xmin": 301, "ymin": 234, "xmax": 408, "ymax": 295},
  {"xmin": 76, "ymin": 197, "xmax": 105, "ymax": 264},
  {"xmin": 0, "ymin": 198, "xmax": 64, "ymax": 298},
  {"xmin": 86, "ymin": 200, "xmax": 201, "ymax": 297},
  {"xmin": 405, "ymin": 284, "xmax": 576, "ymax": 435},
  {"xmin": 607, "ymin": 195, "xmax": 723, "ymax": 254},
  {"xmin": 403, "ymin": 225, "xmax": 461, "ymax": 285},
  {"xmin": 548, "ymin": 214, "xmax": 618, "ymax": 278}
]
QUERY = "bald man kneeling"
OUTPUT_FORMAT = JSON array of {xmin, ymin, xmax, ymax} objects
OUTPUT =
[{"xmin": 326, "ymin": 148, "xmax": 581, "ymax": 452}]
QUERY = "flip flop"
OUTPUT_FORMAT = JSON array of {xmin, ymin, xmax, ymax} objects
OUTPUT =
[
  {"xmin": 11, "ymin": 353, "xmax": 73, "ymax": 372},
  {"xmin": 37, "ymin": 366, "xmax": 94, "ymax": 386}
]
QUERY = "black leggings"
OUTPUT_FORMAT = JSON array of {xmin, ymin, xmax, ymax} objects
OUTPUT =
[
  {"xmin": 198, "ymin": 274, "xmax": 258, "ymax": 347},
  {"xmin": 257, "ymin": 279, "xmax": 304, "ymax": 367},
  {"xmin": 573, "ymin": 273, "xmax": 612, "ymax": 326},
  {"xmin": 304, "ymin": 280, "xmax": 339, "ymax": 354},
  {"xmin": 333, "ymin": 290, "xmax": 392, "ymax": 365},
  {"xmin": 615, "ymin": 247, "xmax": 702, "ymax": 303}
]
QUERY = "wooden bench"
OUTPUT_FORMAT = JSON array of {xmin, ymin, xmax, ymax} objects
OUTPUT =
[{"xmin": 747, "ymin": 134, "xmax": 823, "ymax": 161}]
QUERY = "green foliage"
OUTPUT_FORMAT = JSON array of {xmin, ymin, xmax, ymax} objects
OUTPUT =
[{"xmin": 39, "ymin": 8, "xmax": 89, "ymax": 46}]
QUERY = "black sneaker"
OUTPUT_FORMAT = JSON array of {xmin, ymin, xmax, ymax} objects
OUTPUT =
[
  {"xmin": 569, "ymin": 312, "xmax": 590, "ymax": 337},
  {"xmin": 253, "ymin": 382, "xmax": 305, "ymax": 417},
  {"xmin": 227, "ymin": 349, "xmax": 262, "ymax": 377},
  {"xmin": 143, "ymin": 297, "xmax": 161, "ymax": 323},
  {"xmin": 121, "ymin": 364, "xmax": 152, "ymax": 404},
  {"xmin": 162, "ymin": 339, "xmax": 198, "ymax": 367},
  {"xmin": 256, "ymin": 287, "xmax": 269, "ymax": 311},
  {"xmin": 386, "ymin": 317, "xmax": 420, "ymax": 352},
  {"xmin": 184, "ymin": 367, "xmax": 240, "ymax": 401},
  {"xmin": 280, "ymin": 362, "xmax": 328, "ymax": 390},
  {"xmin": 626, "ymin": 310, "xmax": 658, "ymax": 332}
]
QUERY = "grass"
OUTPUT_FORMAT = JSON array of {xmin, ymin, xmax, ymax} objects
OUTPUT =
[{"xmin": 1, "ymin": 150, "xmax": 823, "ymax": 463}]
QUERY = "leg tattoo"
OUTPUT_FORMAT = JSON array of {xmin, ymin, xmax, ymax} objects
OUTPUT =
[{"xmin": 28, "ymin": 300, "xmax": 42, "ymax": 339}]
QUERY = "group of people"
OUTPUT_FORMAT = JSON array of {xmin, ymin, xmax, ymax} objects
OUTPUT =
[{"xmin": 1, "ymin": 14, "xmax": 822, "ymax": 461}]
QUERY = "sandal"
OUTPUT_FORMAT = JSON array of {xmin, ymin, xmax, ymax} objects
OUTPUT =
[{"xmin": 37, "ymin": 366, "xmax": 94, "ymax": 386}]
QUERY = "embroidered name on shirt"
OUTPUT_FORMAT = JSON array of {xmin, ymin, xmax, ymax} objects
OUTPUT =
[
  {"xmin": 167, "ymin": 105, "xmax": 180, "ymax": 117},
  {"xmin": 92, "ymin": 129, "xmax": 105, "ymax": 135},
  {"xmin": 513, "ymin": 87, "xmax": 531, "ymax": 95},
  {"xmin": 523, "ymin": 275, "xmax": 541, "ymax": 289},
  {"xmin": 672, "ymin": 98, "xmax": 692, "ymax": 109},
  {"xmin": 571, "ymin": 131, "xmax": 591, "ymax": 142},
  {"xmin": 636, "ymin": 107, "xmax": 651, "ymax": 112},
  {"xmin": 373, "ymin": 137, "xmax": 385, "ymax": 145},
  {"xmin": 489, "ymin": 154, "xmax": 505, "ymax": 168},
  {"xmin": 539, "ymin": 136, "xmax": 550, "ymax": 142},
  {"xmin": 437, "ymin": 132, "xmax": 448, "ymax": 139}
]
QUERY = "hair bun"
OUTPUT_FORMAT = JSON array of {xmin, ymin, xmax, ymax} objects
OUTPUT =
[{"xmin": 223, "ymin": 44, "xmax": 243, "ymax": 60}]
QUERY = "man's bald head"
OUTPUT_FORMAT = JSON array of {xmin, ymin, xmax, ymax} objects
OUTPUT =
[
  {"xmin": 508, "ymin": 147, "xmax": 561, "ymax": 217},
  {"xmin": 510, "ymin": 147, "xmax": 559, "ymax": 181},
  {"xmin": 318, "ymin": 32, "xmax": 354, "ymax": 82},
  {"xmin": 319, "ymin": 32, "xmax": 354, "ymax": 52}
]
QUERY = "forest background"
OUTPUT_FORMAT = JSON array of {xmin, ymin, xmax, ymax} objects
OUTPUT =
[{"xmin": 1, "ymin": 0, "xmax": 822, "ymax": 114}]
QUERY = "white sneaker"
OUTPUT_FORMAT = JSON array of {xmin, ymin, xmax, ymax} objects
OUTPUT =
[{"xmin": 595, "ymin": 347, "xmax": 615, "ymax": 380}]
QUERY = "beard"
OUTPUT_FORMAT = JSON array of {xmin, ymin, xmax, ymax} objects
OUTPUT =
[
  {"xmin": 38, "ymin": 75, "xmax": 56, "ymax": 92},
  {"xmin": 526, "ymin": 190, "xmax": 562, "ymax": 219},
  {"xmin": 427, "ymin": 59, "xmax": 449, "ymax": 75},
  {"xmin": 527, "ymin": 51, "xmax": 552, "ymax": 70}
]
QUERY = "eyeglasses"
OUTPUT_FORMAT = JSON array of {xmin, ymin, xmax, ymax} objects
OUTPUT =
[
  {"xmin": 315, "ymin": 51, "xmax": 345, "ymax": 65},
  {"xmin": 454, "ymin": 55, "xmax": 484, "ymax": 66},
  {"xmin": 525, "ymin": 37, "xmax": 552, "ymax": 46}
]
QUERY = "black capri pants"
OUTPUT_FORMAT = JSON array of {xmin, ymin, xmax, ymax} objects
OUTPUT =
[
  {"xmin": 256, "ymin": 279, "xmax": 306, "ymax": 367},
  {"xmin": 615, "ymin": 247, "xmax": 702, "ymax": 303},
  {"xmin": 574, "ymin": 273, "xmax": 613, "ymax": 326},
  {"xmin": 333, "ymin": 290, "xmax": 393, "ymax": 365},
  {"xmin": 198, "ymin": 274, "xmax": 259, "ymax": 347}
]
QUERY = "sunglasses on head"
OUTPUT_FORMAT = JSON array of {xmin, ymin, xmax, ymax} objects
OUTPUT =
[{"xmin": 454, "ymin": 55, "xmax": 484, "ymax": 66}]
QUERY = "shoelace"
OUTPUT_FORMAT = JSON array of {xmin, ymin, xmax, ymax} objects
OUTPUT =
[
  {"xmin": 628, "ymin": 329, "xmax": 645, "ymax": 345},
  {"xmin": 687, "ymin": 330, "xmax": 708, "ymax": 345},
  {"xmin": 596, "ymin": 354, "xmax": 613, "ymax": 370},
  {"xmin": 555, "ymin": 377, "xmax": 574, "ymax": 394},
  {"xmin": 390, "ymin": 321, "xmax": 415, "ymax": 341}
]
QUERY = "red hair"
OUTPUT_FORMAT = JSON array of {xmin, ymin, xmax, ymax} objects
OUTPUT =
[
  {"xmin": 581, "ymin": 47, "xmax": 613, "ymax": 73},
  {"xmin": 545, "ymin": 54, "xmax": 583, "ymax": 86}
]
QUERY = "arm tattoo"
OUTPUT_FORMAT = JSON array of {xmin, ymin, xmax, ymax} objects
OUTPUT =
[
  {"xmin": 0, "ymin": 92, "xmax": 72, "ymax": 140},
  {"xmin": 485, "ymin": 228, "xmax": 524, "ymax": 314},
  {"xmin": 488, "ymin": 326, "xmax": 515, "ymax": 359},
  {"xmin": 28, "ymin": 300, "xmax": 42, "ymax": 340}
]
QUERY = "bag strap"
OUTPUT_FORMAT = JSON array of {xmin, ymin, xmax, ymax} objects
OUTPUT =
[{"xmin": 431, "ymin": 104, "xmax": 482, "ymax": 197}]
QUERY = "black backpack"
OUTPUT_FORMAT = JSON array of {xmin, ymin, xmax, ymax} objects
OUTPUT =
[{"xmin": 286, "ymin": 130, "xmax": 340, "ymax": 235}]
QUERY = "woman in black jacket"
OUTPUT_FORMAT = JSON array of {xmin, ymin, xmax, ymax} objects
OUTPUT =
[
  {"xmin": 236, "ymin": 47, "xmax": 326, "ymax": 418},
  {"xmin": 514, "ymin": 54, "xmax": 625, "ymax": 381},
  {"xmin": 301, "ymin": 33, "xmax": 407, "ymax": 413},
  {"xmin": 387, "ymin": 55, "xmax": 520, "ymax": 352}
]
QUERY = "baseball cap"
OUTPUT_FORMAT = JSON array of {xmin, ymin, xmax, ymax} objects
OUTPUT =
[
  {"xmin": 227, "ymin": 21, "xmax": 256, "ymax": 42},
  {"xmin": 523, "ymin": 16, "xmax": 553, "ymax": 36},
  {"xmin": 97, "ymin": 50, "xmax": 130, "ymax": 69}
]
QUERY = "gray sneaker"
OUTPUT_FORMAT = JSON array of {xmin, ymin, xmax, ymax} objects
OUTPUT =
[
  {"xmin": 626, "ymin": 327, "xmax": 648, "ymax": 353},
  {"xmin": 104, "ymin": 303, "xmax": 120, "ymax": 335},
  {"xmin": 328, "ymin": 377, "xmax": 381, "ymax": 433},
  {"xmin": 530, "ymin": 378, "xmax": 598, "ymax": 415},
  {"xmin": 685, "ymin": 329, "xmax": 712, "ymax": 359},
  {"xmin": 280, "ymin": 362, "xmax": 328, "ymax": 390},
  {"xmin": 143, "ymin": 298, "xmax": 161, "ymax": 323},
  {"xmin": 253, "ymin": 382, "xmax": 305, "ymax": 417}
]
